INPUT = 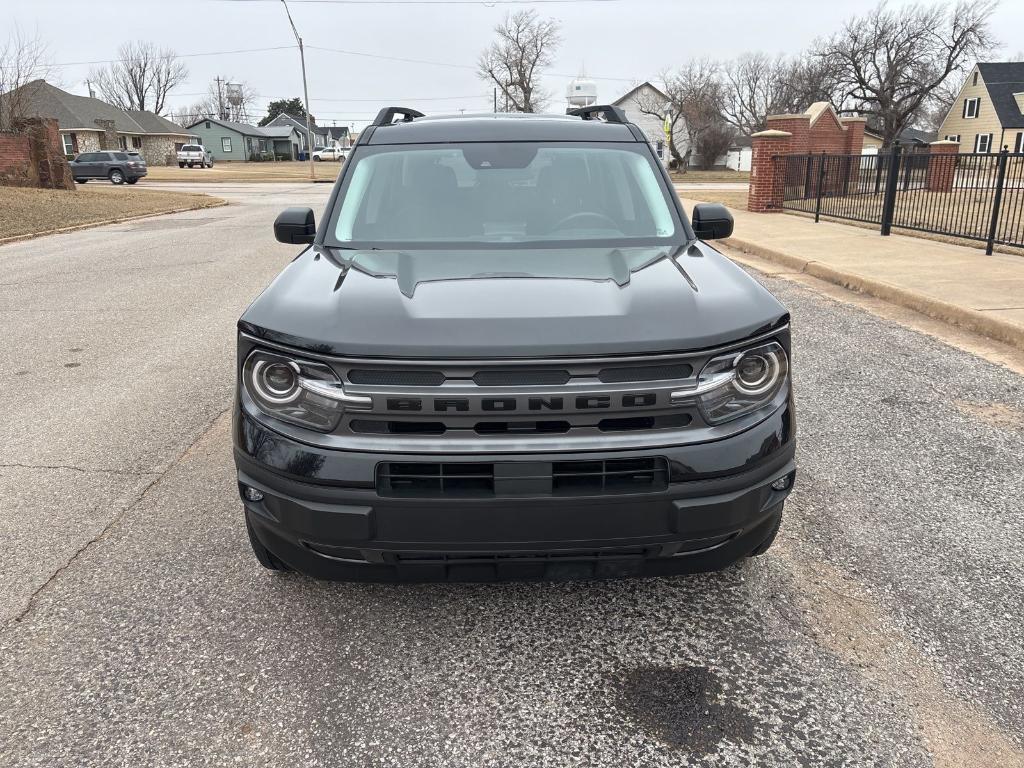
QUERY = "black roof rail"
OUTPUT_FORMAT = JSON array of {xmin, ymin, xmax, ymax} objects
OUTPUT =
[
  {"xmin": 372, "ymin": 107, "xmax": 425, "ymax": 127},
  {"xmin": 567, "ymin": 104, "xmax": 629, "ymax": 124}
]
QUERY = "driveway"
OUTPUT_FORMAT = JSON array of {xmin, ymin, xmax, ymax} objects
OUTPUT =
[{"xmin": 1, "ymin": 184, "xmax": 1023, "ymax": 767}]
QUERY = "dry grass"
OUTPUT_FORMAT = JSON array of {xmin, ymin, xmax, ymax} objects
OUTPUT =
[
  {"xmin": 679, "ymin": 188, "xmax": 750, "ymax": 211},
  {"xmin": 144, "ymin": 160, "xmax": 340, "ymax": 183},
  {"xmin": 0, "ymin": 185, "xmax": 224, "ymax": 241},
  {"xmin": 670, "ymin": 169, "xmax": 750, "ymax": 183}
]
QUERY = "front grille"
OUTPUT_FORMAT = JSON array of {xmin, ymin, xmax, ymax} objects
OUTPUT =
[
  {"xmin": 473, "ymin": 370, "xmax": 571, "ymax": 386},
  {"xmin": 598, "ymin": 363, "xmax": 693, "ymax": 382},
  {"xmin": 377, "ymin": 457, "xmax": 669, "ymax": 498},
  {"xmin": 347, "ymin": 369, "xmax": 445, "ymax": 386}
]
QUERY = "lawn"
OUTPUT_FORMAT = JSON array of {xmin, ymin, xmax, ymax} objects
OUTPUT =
[
  {"xmin": 670, "ymin": 169, "xmax": 750, "ymax": 183},
  {"xmin": 0, "ymin": 185, "xmax": 224, "ymax": 241},
  {"xmin": 144, "ymin": 160, "xmax": 340, "ymax": 183},
  {"xmin": 678, "ymin": 188, "xmax": 750, "ymax": 211}
]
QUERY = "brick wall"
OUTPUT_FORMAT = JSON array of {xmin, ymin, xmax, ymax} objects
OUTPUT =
[
  {"xmin": 0, "ymin": 118, "xmax": 73, "ymax": 190},
  {"xmin": 748, "ymin": 104, "xmax": 868, "ymax": 212},
  {"xmin": 927, "ymin": 140, "xmax": 960, "ymax": 192}
]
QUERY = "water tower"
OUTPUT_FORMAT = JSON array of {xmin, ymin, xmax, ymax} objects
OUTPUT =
[
  {"xmin": 226, "ymin": 82, "xmax": 247, "ymax": 122},
  {"xmin": 566, "ymin": 74, "xmax": 597, "ymax": 110}
]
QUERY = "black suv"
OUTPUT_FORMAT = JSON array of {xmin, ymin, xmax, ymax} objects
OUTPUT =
[
  {"xmin": 234, "ymin": 106, "xmax": 795, "ymax": 581},
  {"xmin": 70, "ymin": 151, "xmax": 147, "ymax": 185}
]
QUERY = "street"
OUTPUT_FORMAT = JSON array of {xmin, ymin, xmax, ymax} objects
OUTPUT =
[{"xmin": 1, "ymin": 184, "xmax": 1023, "ymax": 767}]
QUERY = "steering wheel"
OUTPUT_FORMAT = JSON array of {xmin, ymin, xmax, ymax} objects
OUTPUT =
[{"xmin": 550, "ymin": 211, "xmax": 620, "ymax": 231}]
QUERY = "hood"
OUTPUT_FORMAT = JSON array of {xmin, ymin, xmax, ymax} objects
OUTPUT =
[{"xmin": 239, "ymin": 244, "xmax": 788, "ymax": 358}]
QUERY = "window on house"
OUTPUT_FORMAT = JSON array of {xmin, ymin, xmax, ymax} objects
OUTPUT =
[
  {"xmin": 973, "ymin": 71, "xmax": 979, "ymax": 86},
  {"xmin": 205, "ymin": 121, "xmax": 211, "ymax": 129},
  {"xmin": 945, "ymin": 134, "xmax": 961, "ymax": 143},
  {"xmin": 131, "ymin": 136, "xmax": 142, "ymax": 149},
  {"xmin": 61, "ymin": 134, "xmax": 74, "ymax": 155},
  {"xmin": 963, "ymin": 98, "xmax": 980, "ymax": 119},
  {"xmin": 975, "ymin": 133, "xmax": 992, "ymax": 153},
  {"xmin": 222, "ymin": 137, "xmax": 232, "ymax": 152},
  {"xmin": 1015, "ymin": 132, "xmax": 1023, "ymax": 154},
  {"xmin": 118, "ymin": 135, "xmax": 128, "ymax": 150}
]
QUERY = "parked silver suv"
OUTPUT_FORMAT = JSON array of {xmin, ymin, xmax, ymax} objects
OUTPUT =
[{"xmin": 70, "ymin": 151, "xmax": 147, "ymax": 185}]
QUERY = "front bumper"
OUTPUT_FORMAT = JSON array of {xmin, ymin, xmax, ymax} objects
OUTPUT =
[{"xmin": 233, "ymin": 399, "xmax": 795, "ymax": 581}]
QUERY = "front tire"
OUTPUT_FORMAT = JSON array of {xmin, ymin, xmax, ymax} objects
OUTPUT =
[
  {"xmin": 75, "ymin": 179, "xmax": 88, "ymax": 184},
  {"xmin": 178, "ymin": 162, "xmax": 185, "ymax": 168},
  {"xmin": 246, "ymin": 517, "xmax": 291, "ymax": 572},
  {"xmin": 109, "ymin": 169, "xmax": 125, "ymax": 185}
]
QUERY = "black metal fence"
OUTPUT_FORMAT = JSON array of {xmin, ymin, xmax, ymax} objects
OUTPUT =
[{"xmin": 777, "ymin": 145, "xmax": 1024, "ymax": 254}]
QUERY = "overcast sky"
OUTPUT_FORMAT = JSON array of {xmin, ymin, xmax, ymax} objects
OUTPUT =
[{"xmin": 9, "ymin": 0, "xmax": 1023, "ymax": 130}]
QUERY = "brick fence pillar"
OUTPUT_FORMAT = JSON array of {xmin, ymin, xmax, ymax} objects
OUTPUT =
[
  {"xmin": 840, "ymin": 116, "xmax": 867, "ymax": 154},
  {"xmin": 927, "ymin": 140, "xmax": 960, "ymax": 193},
  {"xmin": 748, "ymin": 129, "xmax": 792, "ymax": 212}
]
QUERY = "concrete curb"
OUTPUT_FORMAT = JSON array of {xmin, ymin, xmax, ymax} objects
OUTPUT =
[
  {"xmin": 0, "ymin": 199, "xmax": 229, "ymax": 247},
  {"xmin": 723, "ymin": 236, "xmax": 1024, "ymax": 350}
]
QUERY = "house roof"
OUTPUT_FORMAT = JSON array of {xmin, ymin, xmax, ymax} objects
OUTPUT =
[
  {"xmin": 185, "ymin": 117, "xmax": 272, "ymax": 137},
  {"xmin": 323, "ymin": 125, "xmax": 349, "ymax": 141},
  {"xmin": 612, "ymin": 81, "xmax": 670, "ymax": 108},
  {"xmin": 265, "ymin": 112, "xmax": 327, "ymax": 137},
  {"xmin": 864, "ymin": 125, "xmax": 937, "ymax": 144},
  {"xmin": 7, "ymin": 80, "xmax": 190, "ymax": 135},
  {"xmin": 260, "ymin": 126, "xmax": 298, "ymax": 139},
  {"xmin": 977, "ymin": 62, "xmax": 1024, "ymax": 129}
]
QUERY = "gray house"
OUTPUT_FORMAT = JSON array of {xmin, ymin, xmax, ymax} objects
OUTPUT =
[
  {"xmin": 262, "ymin": 112, "xmax": 328, "ymax": 152},
  {"xmin": 184, "ymin": 118, "xmax": 300, "ymax": 161},
  {"xmin": 4, "ymin": 79, "xmax": 193, "ymax": 165}
]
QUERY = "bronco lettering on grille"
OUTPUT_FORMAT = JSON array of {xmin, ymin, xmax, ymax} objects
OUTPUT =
[{"xmin": 383, "ymin": 393, "xmax": 660, "ymax": 413}]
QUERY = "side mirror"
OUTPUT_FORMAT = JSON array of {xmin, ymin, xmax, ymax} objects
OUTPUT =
[
  {"xmin": 691, "ymin": 203, "xmax": 734, "ymax": 240},
  {"xmin": 274, "ymin": 207, "xmax": 316, "ymax": 245}
]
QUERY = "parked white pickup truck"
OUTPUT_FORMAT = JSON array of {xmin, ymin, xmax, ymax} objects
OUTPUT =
[{"xmin": 177, "ymin": 144, "xmax": 214, "ymax": 168}]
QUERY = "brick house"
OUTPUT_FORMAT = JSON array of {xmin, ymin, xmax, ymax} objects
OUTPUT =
[
  {"xmin": 937, "ymin": 62, "xmax": 1024, "ymax": 154},
  {"xmin": 4, "ymin": 80, "xmax": 193, "ymax": 166}
]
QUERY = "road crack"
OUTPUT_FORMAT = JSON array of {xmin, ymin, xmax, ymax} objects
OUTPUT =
[
  {"xmin": 0, "ymin": 462, "xmax": 159, "ymax": 477},
  {"xmin": 3, "ymin": 406, "xmax": 231, "ymax": 630}
]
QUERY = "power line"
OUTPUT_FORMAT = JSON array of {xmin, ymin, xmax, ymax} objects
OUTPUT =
[
  {"xmin": 52, "ymin": 45, "xmax": 296, "ymax": 67},
  {"xmin": 217, "ymin": 0, "xmax": 620, "ymax": 4}
]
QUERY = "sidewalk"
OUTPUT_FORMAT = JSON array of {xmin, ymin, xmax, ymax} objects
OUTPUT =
[{"xmin": 680, "ymin": 197, "xmax": 1024, "ymax": 349}]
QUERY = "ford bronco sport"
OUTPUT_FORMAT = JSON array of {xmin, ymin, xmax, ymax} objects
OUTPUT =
[{"xmin": 233, "ymin": 106, "xmax": 796, "ymax": 581}]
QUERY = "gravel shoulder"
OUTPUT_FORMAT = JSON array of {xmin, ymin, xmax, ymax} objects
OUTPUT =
[{"xmin": 0, "ymin": 186, "xmax": 225, "ymax": 242}]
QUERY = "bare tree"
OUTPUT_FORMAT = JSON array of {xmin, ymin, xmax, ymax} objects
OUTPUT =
[
  {"xmin": 633, "ymin": 84, "xmax": 686, "ymax": 169},
  {"xmin": 722, "ymin": 52, "xmax": 843, "ymax": 134},
  {"xmin": 478, "ymin": 10, "xmax": 560, "ymax": 113},
  {"xmin": 813, "ymin": 0, "xmax": 999, "ymax": 146},
  {"xmin": 90, "ymin": 42, "xmax": 187, "ymax": 115},
  {"xmin": 170, "ymin": 79, "xmax": 258, "ymax": 127},
  {"xmin": 662, "ymin": 60, "xmax": 735, "ymax": 170},
  {"xmin": 0, "ymin": 26, "xmax": 53, "ymax": 131}
]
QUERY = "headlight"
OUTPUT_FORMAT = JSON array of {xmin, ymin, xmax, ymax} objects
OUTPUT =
[
  {"xmin": 672, "ymin": 341, "xmax": 789, "ymax": 425},
  {"xmin": 242, "ymin": 350, "xmax": 370, "ymax": 432}
]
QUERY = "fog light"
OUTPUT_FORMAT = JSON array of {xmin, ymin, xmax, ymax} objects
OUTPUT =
[
  {"xmin": 243, "ymin": 486, "xmax": 264, "ymax": 502},
  {"xmin": 770, "ymin": 475, "xmax": 791, "ymax": 491}
]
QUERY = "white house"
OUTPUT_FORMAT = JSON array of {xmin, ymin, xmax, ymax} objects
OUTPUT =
[
  {"xmin": 725, "ymin": 136, "xmax": 752, "ymax": 171},
  {"xmin": 609, "ymin": 82, "xmax": 689, "ymax": 168}
]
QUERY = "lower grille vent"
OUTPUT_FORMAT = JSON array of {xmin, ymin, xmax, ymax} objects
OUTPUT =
[{"xmin": 377, "ymin": 457, "xmax": 668, "ymax": 498}]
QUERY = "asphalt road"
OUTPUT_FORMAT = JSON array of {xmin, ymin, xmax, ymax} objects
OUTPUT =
[{"xmin": 1, "ymin": 183, "xmax": 1023, "ymax": 767}]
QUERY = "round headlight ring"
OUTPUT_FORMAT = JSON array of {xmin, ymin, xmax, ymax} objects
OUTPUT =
[
  {"xmin": 733, "ymin": 349, "xmax": 781, "ymax": 396},
  {"xmin": 251, "ymin": 359, "xmax": 302, "ymax": 404}
]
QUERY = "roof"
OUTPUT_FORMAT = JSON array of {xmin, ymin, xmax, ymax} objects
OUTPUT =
[
  {"xmin": 265, "ymin": 112, "xmax": 327, "ymax": 136},
  {"xmin": 6, "ymin": 80, "xmax": 190, "ymax": 135},
  {"xmin": 363, "ymin": 113, "xmax": 637, "ymax": 145},
  {"xmin": 612, "ymin": 81, "xmax": 670, "ymax": 107},
  {"xmin": 864, "ymin": 125, "xmax": 937, "ymax": 144},
  {"xmin": 977, "ymin": 62, "xmax": 1024, "ymax": 129},
  {"xmin": 323, "ymin": 125, "xmax": 349, "ymax": 141},
  {"xmin": 260, "ymin": 126, "xmax": 298, "ymax": 139},
  {"xmin": 185, "ymin": 117, "xmax": 274, "ymax": 137}
]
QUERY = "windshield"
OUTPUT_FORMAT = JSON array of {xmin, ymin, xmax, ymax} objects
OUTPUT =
[{"xmin": 327, "ymin": 142, "xmax": 681, "ymax": 248}]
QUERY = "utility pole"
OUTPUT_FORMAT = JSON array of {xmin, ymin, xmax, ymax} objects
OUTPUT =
[
  {"xmin": 85, "ymin": 79, "xmax": 95, "ymax": 99},
  {"xmin": 281, "ymin": 0, "xmax": 316, "ymax": 181},
  {"xmin": 493, "ymin": 87, "xmax": 497, "ymax": 113},
  {"xmin": 215, "ymin": 76, "xmax": 225, "ymax": 120}
]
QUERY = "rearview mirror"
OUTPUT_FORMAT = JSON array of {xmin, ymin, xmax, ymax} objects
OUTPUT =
[
  {"xmin": 274, "ymin": 207, "xmax": 316, "ymax": 245},
  {"xmin": 691, "ymin": 203, "xmax": 734, "ymax": 240}
]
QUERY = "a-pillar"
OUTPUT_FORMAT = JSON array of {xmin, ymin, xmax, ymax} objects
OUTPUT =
[
  {"xmin": 927, "ymin": 140, "xmax": 960, "ymax": 192},
  {"xmin": 748, "ymin": 130, "xmax": 792, "ymax": 212}
]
